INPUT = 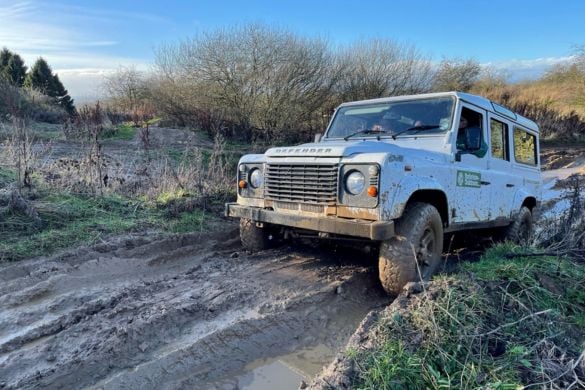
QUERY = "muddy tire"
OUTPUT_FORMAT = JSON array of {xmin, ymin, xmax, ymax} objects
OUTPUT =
[
  {"xmin": 240, "ymin": 218, "xmax": 275, "ymax": 252},
  {"xmin": 378, "ymin": 203, "xmax": 443, "ymax": 295},
  {"xmin": 503, "ymin": 206, "xmax": 532, "ymax": 243}
]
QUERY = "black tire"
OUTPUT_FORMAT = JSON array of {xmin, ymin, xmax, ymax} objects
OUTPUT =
[
  {"xmin": 378, "ymin": 203, "xmax": 443, "ymax": 295},
  {"xmin": 240, "ymin": 218, "xmax": 275, "ymax": 252},
  {"xmin": 503, "ymin": 206, "xmax": 532, "ymax": 244}
]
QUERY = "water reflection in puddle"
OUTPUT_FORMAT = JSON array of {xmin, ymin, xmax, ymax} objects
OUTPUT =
[
  {"xmin": 237, "ymin": 360, "xmax": 304, "ymax": 390},
  {"xmin": 237, "ymin": 343, "xmax": 335, "ymax": 389}
]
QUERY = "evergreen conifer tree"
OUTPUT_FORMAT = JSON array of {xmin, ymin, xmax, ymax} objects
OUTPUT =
[
  {"xmin": 25, "ymin": 58, "xmax": 56, "ymax": 95},
  {"xmin": 52, "ymin": 74, "xmax": 76, "ymax": 115},
  {"xmin": 5, "ymin": 54, "xmax": 27, "ymax": 86},
  {"xmin": 25, "ymin": 57, "xmax": 76, "ymax": 115},
  {"xmin": 0, "ymin": 47, "xmax": 12, "ymax": 69}
]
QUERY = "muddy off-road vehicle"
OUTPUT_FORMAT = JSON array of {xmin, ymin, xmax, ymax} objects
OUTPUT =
[{"xmin": 226, "ymin": 92, "xmax": 542, "ymax": 294}]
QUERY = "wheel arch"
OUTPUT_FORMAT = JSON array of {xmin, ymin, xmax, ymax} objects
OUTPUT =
[
  {"xmin": 522, "ymin": 196, "xmax": 537, "ymax": 211},
  {"xmin": 385, "ymin": 176, "xmax": 449, "ymax": 224},
  {"xmin": 405, "ymin": 190, "xmax": 450, "ymax": 226},
  {"xmin": 511, "ymin": 190, "xmax": 537, "ymax": 216}
]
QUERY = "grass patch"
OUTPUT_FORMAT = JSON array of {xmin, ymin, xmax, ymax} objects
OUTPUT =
[
  {"xmin": 0, "ymin": 192, "xmax": 143, "ymax": 261},
  {"xmin": 465, "ymin": 244, "xmax": 585, "ymax": 327},
  {"xmin": 155, "ymin": 189, "xmax": 192, "ymax": 204},
  {"xmin": 167, "ymin": 148, "xmax": 184, "ymax": 163},
  {"xmin": 167, "ymin": 209, "xmax": 206, "ymax": 233},
  {"xmin": 350, "ymin": 244, "xmax": 585, "ymax": 389},
  {"xmin": 0, "ymin": 166, "xmax": 16, "ymax": 187},
  {"xmin": 29, "ymin": 122, "xmax": 64, "ymax": 140},
  {"xmin": 0, "ymin": 186, "xmax": 217, "ymax": 262},
  {"xmin": 101, "ymin": 123, "xmax": 137, "ymax": 141}
]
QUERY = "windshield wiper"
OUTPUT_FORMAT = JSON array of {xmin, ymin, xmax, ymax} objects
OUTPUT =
[
  {"xmin": 344, "ymin": 129, "xmax": 387, "ymax": 141},
  {"xmin": 391, "ymin": 124, "xmax": 441, "ymax": 140}
]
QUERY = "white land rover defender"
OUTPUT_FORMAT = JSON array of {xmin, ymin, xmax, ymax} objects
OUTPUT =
[{"xmin": 226, "ymin": 92, "xmax": 542, "ymax": 294}]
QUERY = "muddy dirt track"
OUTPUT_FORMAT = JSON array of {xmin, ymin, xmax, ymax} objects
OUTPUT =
[{"xmin": 0, "ymin": 224, "xmax": 390, "ymax": 389}]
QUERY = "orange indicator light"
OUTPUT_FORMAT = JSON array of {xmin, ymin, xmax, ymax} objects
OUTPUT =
[{"xmin": 367, "ymin": 186, "xmax": 378, "ymax": 197}]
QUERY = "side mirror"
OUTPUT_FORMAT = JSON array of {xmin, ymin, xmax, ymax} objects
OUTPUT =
[
  {"xmin": 314, "ymin": 133, "xmax": 323, "ymax": 143},
  {"xmin": 465, "ymin": 127, "xmax": 482, "ymax": 151}
]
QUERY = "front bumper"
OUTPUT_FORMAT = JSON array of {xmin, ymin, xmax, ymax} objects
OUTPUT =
[{"xmin": 225, "ymin": 203, "xmax": 394, "ymax": 241}]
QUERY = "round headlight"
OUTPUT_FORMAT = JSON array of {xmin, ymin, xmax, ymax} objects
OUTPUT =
[
  {"xmin": 249, "ymin": 168, "xmax": 264, "ymax": 188},
  {"xmin": 345, "ymin": 171, "xmax": 365, "ymax": 195}
]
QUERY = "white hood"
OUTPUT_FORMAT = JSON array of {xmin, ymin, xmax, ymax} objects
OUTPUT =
[{"xmin": 265, "ymin": 140, "xmax": 404, "ymax": 158}]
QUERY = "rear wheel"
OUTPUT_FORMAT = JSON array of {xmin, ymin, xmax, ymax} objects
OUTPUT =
[
  {"xmin": 502, "ymin": 206, "xmax": 533, "ymax": 243},
  {"xmin": 378, "ymin": 203, "xmax": 443, "ymax": 295},
  {"xmin": 240, "ymin": 218, "xmax": 276, "ymax": 251}
]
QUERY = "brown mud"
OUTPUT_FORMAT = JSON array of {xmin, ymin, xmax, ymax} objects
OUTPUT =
[{"xmin": 0, "ymin": 226, "xmax": 390, "ymax": 389}]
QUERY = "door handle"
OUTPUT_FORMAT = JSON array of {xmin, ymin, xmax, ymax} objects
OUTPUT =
[
  {"xmin": 506, "ymin": 184, "xmax": 515, "ymax": 187},
  {"xmin": 480, "ymin": 181, "xmax": 491, "ymax": 185}
]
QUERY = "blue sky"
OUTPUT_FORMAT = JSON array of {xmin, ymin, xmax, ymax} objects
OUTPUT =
[{"xmin": 1, "ymin": 0, "xmax": 584, "ymax": 101}]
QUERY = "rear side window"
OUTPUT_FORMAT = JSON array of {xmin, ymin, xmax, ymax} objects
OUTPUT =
[
  {"xmin": 513, "ymin": 128, "xmax": 537, "ymax": 165},
  {"xmin": 490, "ymin": 119, "xmax": 509, "ymax": 160}
]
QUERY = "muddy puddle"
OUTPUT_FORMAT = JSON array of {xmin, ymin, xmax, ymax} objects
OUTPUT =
[
  {"xmin": 208, "ymin": 280, "xmax": 380, "ymax": 390},
  {"xmin": 233, "ymin": 344, "xmax": 338, "ymax": 390}
]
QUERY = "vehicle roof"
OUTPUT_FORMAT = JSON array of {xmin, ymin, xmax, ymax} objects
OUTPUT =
[{"xmin": 337, "ymin": 91, "xmax": 539, "ymax": 132}]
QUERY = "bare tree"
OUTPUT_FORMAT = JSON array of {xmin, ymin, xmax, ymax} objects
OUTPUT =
[
  {"xmin": 102, "ymin": 66, "xmax": 148, "ymax": 112},
  {"xmin": 152, "ymin": 26, "xmax": 435, "ymax": 142},
  {"xmin": 432, "ymin": 58, "xmax": 482, "ymax": 92},
  {"xmin": 336, "ymin": 39, "xmax": 433, "ymax": 101},
  {"xmin": 130, "ymin": 101, "xmax": 157, "ymax": 158},
  {"xmin": 154, "ymin": 24, "xmax": 341, "ymax": 141}
]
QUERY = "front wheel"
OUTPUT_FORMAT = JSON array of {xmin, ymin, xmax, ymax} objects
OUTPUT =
[
  {"xmin": 239, "ymin": 218, "xmax": 276, "ymax": 252},
  {"xmin": 378, "ymin": 203, "xmax": 443, "ymax": 295}
]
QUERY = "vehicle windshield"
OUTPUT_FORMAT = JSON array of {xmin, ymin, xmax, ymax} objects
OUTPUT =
[{"xmin": 326, "ymin": 97, "xmax": 455, "ymax": 140}]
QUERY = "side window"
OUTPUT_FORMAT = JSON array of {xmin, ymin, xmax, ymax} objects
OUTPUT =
[
  {"xmin": 457, "ymin": 107, "xmax": 486, "ymax": 157},
  {"xmin": 490, "ymin": 119, "xmax": 509, "ymax": 160},
  {"xmin": 513, "ymin": 128, "xmax": 537, "ymax": 165}
]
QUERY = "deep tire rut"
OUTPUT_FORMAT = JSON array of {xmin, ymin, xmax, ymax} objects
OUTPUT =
[{"xmin": 0, "ymin": 226, "xmax": 389, "ymax": 389}]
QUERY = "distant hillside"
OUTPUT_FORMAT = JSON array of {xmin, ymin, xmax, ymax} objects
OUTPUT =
[
  {"xmin": 472, "ymin": 64, "xmax": 585, "ymax": 142},
  {"xmin": 477, "ymin": 69, "xmax": 585, "ymax": 116}
]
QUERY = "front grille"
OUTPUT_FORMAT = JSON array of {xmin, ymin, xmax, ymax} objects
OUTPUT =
[
  {"xmin": 265, "ymin": 164, "xmax": 338, "ymax": 205},
  {"xmin": 274, "ymin": 201, "xmax": 325, "ymax": 214}
]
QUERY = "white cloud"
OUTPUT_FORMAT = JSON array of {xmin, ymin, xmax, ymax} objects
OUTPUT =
[
  {"xmin": 55, "ymin": 66, "xmax": 151, "ymax": 103},
  {"xmin": 0, "ymin": 0, "xmax": 158, "ymax": 101},
  {"xmin": 482, "ymin": 56, "xmax": 575, "ymax": 81},
  {"xmin": 47, "ymin": 2, "xmax": 169, "ymax": 25},
  {"xmin": 0, "ymin": 1, "xmax": 120, "ymax": 52},
  {"xmin": 57, "ymin": 70, "xmax": 111, "ymax": 104}
]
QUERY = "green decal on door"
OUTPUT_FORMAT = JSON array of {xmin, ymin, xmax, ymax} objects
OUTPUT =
[{"xmin": 456, "ymin": 170, "xmax": 481, "ymax": 188}]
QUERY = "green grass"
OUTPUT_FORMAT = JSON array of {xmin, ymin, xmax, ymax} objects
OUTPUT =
[
  {"xmin": 166, "ymin": 146, "xmax": 239, "ymax": 175},
  {"xmin": 101, "ymin": 123, "xmax": 137, "ymax": 141},
  {"xmin": 353, "ymin": 340, "xmax": 426, "ymax": 389},
  {"xmin": 465, "ymin": 244, "xmax": 585, "ymax": 328},
  {"xmin": 0, "ymin": 166, "xmax": 16, "ymax": 188},
  {"xmin": 29, "ymin": 122, "xmax": 64, "ymax": 140},
  {"xmin": 350, "ymin": 244, "xmax": 585, "ymax": 389},
  {"xmin": 0, "ymin": 170, "xmax": 217, "ymax": 262},
  {"xmin": 167, "ymin": 209, "xmax": 206, "ymax": 233},
  {"xmin": 167, "ymin": 148, "xmax": 184, "ymax": 163}
]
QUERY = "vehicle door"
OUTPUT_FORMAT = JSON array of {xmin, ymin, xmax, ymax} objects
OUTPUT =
[
  {"xmin": 450, "ymin": 103, "xmax": 491, "ymax": 222},
  {"xmin": 511, "ymin": 126, "xmax": 541, "ymax": 210},
  {"xmin": 485, "ymin": 114, "xmax": 517, "ymax": 219}
]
